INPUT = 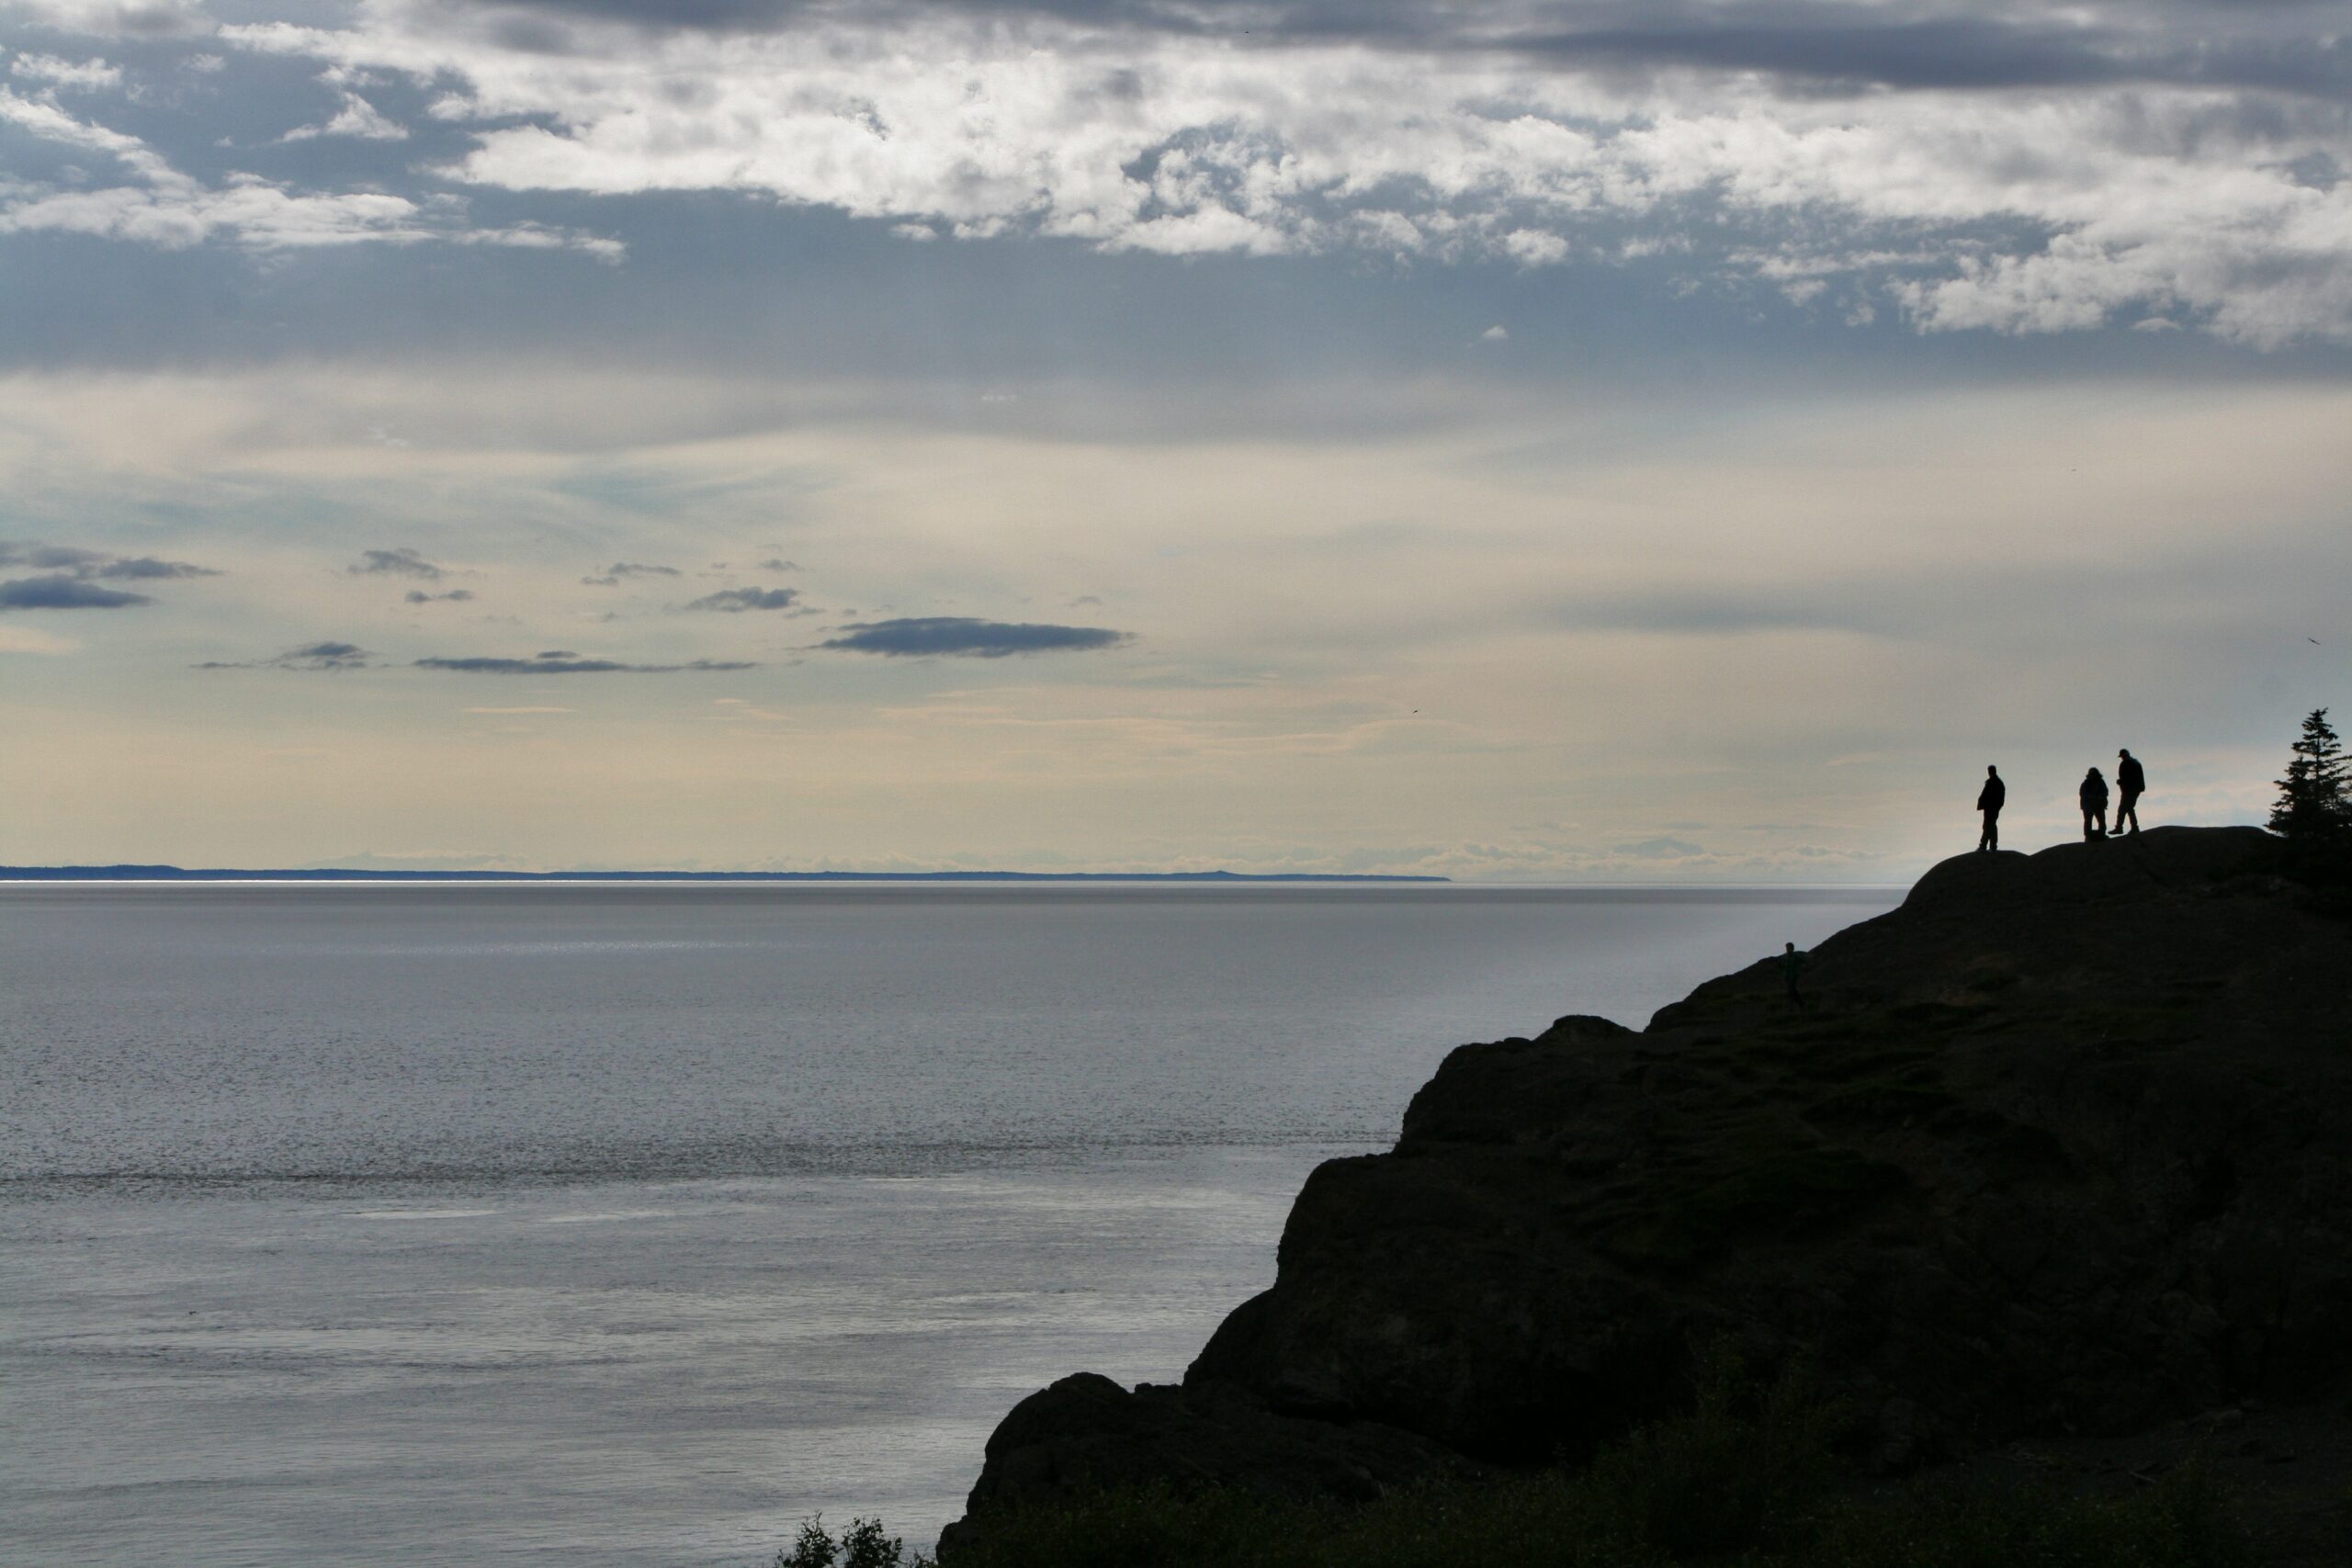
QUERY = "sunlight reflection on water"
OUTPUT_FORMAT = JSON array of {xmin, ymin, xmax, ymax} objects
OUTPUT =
[{"xmin": 1, "ymin": 883, "xmax": 1896, "ymax": 1566}]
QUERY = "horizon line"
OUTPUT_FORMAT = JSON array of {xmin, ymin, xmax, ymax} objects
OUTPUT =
[{"xmin": 0, "ymin": 864, "xmax": 1453, "ymax": 884}]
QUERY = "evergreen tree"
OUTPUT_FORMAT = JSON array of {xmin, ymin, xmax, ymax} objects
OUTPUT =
[{"xmin": 2269, "ymin": 707, "xmax": 2352, "ymax": 840}]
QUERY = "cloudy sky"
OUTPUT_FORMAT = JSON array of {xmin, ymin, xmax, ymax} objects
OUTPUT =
[{"xmin": 2, "ymin": 0, "xmax": 2346, "ymax": 877}]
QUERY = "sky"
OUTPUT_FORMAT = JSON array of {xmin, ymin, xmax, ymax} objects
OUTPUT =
[{"xmin": 1, "ymin": 0, "xmax": 2347, "ymax": 878}]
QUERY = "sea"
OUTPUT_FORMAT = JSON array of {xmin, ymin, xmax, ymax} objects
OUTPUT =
[{"xmin": 0, "ymin": 881, "xmax": 1900, "ymax": 1567}]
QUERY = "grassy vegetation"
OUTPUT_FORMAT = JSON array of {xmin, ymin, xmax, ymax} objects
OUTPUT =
[
  {"xmin": 775, "ymin": 1515, "xmax": 913, "ymax": 1568},
  {"xmin": 785, "ymin": 1351, "xmax": 2251, "ymax": 1568}
]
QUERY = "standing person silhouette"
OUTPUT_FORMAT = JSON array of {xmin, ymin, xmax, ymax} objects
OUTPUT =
[
  {"xmin": 1976, "ymin": 765, "xmax": 2006, "ymax": 852},
  {"xmin": 2079, "ymin": 767, "xmax": 2109, "ymax": 841},
  {"xmin": 2111, "ymin": 749, "xmax": 2144, "ymax": 837},
  {"xmin": 1780, "ymin": 942, "xmax": 1805, "ymax": 1009}
]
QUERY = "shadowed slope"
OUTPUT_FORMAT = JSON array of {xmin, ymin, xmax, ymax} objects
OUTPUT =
[{"xmin": 944, "ymin": 828, "xmax": 2352, "ymax": 1554}]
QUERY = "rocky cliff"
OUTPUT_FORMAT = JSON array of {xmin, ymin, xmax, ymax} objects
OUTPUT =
[{"xmin": 943, "ymin": 827, "xmax": 2352, "ymax": 1554}]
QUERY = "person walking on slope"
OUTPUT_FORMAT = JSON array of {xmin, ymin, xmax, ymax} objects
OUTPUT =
[
  {"xmin": 1781, "ymin": 942, "xmax": 1806, "ymax": 1009},
  {"xmin": 2111, "ymin": 749, "xmax": 2145, "ymax": 837},
  {"xmin": 2080, "ymin": 767, "xmax": 2109, "ymax": 841},
  {"xmin": 1976, "ymin": 764, "xmax": 2006, "ymax": 852}
]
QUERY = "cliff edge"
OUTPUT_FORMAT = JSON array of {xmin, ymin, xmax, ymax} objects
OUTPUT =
[{"xmin": 942, "ymin": 827, "xmax": 2352, "ymax": 1555}]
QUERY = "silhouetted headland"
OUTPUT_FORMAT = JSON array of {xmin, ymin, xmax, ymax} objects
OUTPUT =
[{"xmin": 942, "ymin": 826, "xmax": 2352, "ymax": 1561}]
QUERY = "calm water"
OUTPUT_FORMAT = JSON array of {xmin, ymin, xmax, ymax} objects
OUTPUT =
[{"xmin": 0, "ymin": 883, "xmax": 1897, "ymax": 1565}]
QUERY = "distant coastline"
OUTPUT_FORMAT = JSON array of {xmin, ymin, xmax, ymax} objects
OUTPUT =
[{"xmin": 0, "ymin": 864, "xmax": 1449, "ymax": 884}]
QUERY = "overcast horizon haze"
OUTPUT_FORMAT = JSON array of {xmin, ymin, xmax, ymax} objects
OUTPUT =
[{"xmin": 3, "ymin": 0, "xmax": 2348, "ymax": 881}]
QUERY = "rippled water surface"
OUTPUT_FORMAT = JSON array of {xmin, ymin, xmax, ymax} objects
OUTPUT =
[{"xmin": 0, "ymin": 882, "xmax": 1897, "ymax": 1566}]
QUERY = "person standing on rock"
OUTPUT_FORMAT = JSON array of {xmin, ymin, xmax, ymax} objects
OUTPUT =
[
  {"xmin": 2111, "ymin": 749, "xmax": 2145, "ymax": 837},
  {"xmin": 2080, "ymin": 766, "xmax": 2109, "ymax": 841},
  {"xmin": 1781, "ymin": 942, "xmax": 1806, "ymax": 1008},
  {"xmin": 1976, "ymin": 765, "xmax": 2006, "ymax": 852}
]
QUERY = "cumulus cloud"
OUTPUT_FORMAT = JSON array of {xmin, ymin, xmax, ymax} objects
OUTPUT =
[
  {"xmin": 684, "ymin": 586, "xmax": 797, "ymax": 612},
  {"xmin": 414, "ymin": 649, "xmax": 757, "ymax": 672},
  {"xmin": 350, "ymin": 546, "xmax": 443, "ymax": 579},
  {"xmin": 9, "ymin": 52, "xmax": 124, "ymax": 91},
  {"xmin": 0, "ymin": 76, "xmax": 616, "ymax": 254},
  {"xmin": 197, "ymin": 640, "xmax": 378, "ymax": 670},
  {"xmin": 187, "ymin": 0, "xmax": 2352, "ymax": 344},
  {"xmin": 331, "ymin": 0, "xmax": 2350, "ymax": 100},
  {"xmin": 819, "ymin": 615, "xmax": 1134, "ymax": 657}
]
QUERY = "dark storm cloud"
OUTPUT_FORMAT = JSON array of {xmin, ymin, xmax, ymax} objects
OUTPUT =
[
  {"xmin": 0, "ymin": 574, "xmax": 153, "ymax": 610},
  {"xmin": 582, "ymin": 561, "xmax": 684, "ymax": 585},
  {"xmin": 461, "ymin": 0, "xmax": 2352, "ymax": 97},
  {"xmin": 351, "ymin": 547, "xmax": 445, "ymax": 580},
  {"xmin": 684, "ymin": 586, "xmax": 798, "ymax": 612},
  {"xmin": 196, "ymin": 640, "xmax": 378, "ymax": 670},
  {"xmin": 405, "ymin": 589, "xmax": 478, "ymax": 604},
  {"xmin": 414, "ymin": 650, "xmax": 757, "ymax": 672},
  {"xmin": 818, "ymin": 615, "xmax": 1133, "ymax": 657}
]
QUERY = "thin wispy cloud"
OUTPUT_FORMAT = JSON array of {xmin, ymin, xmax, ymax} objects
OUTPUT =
[
  {"xmin": 405, "ymin": 588, "xmax": 477, "ymax": 604},
  {"xmin": 0, "ymin": 539, "xmax": 220, "ymax": 609},
  {"xmin": 414, "ymin": 650, "xmax": 757, "ymax": 673},
  {"xmin": 351, "ymin": 547, "xmax": 444, "ymax": 580},
  {"xmin": 684, "ymin": 586, "xmax": 798, "ymax": 612},
  {"xmin": 350, "ymin": 549, "xmax": 447, "ymax": 581},
  {"xmin": 93, "ymin": 555, "xmax": 219, "ymax": 580},
  {"xmin": 820, "ymin": 616, "xmax": 1134, "ymax": 658},
  {"xmin": 582, "ymin": 562, "xmax": 683, "ymax": 586},
  {"xmin": 0, "ymin": 573, "xmax": 151, "ymax": 610},
  {"xmin": 197, "ymin": 640, "xmax": 378, "ymax": 671},
  {"xmin": 281, "ymin": 73, "xmax": 408, "ymax": 143}
]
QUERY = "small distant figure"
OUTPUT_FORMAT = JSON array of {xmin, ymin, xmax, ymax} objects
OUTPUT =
[
  {"xmin": 1781, "ymin": 942, "xmax": 1806, "ymax": 1008},
  {"xmin": 2080, "ymin": 767, "xmax": 2109, "ymax": 841},
  {"xmin": 1976, "ymin": 764, "xmax": 2005, "ymax": 852},
  {"xmin": 2111, "ymin": 749, "xmax": 2144, "ymax": 837}
]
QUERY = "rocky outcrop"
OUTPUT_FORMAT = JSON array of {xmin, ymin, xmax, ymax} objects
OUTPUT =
[
  {"xmin": 933, "ymin": 1375, "xmax": 1471, "ymax": 1558},
  {"xmin": 944, "ymin": 827, "xmax": 2352, "ymax": 1550}
]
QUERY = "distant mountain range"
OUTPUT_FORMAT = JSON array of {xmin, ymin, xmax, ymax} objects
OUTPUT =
[{"xmin": 0, "ymin": 864, "xmax": 1447, "ymax": 884}]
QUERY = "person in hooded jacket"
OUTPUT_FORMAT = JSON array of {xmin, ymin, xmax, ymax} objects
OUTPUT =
[{"xmin": 2080, "ymin": 767, "xmax": 2109, "ymax": 841}]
